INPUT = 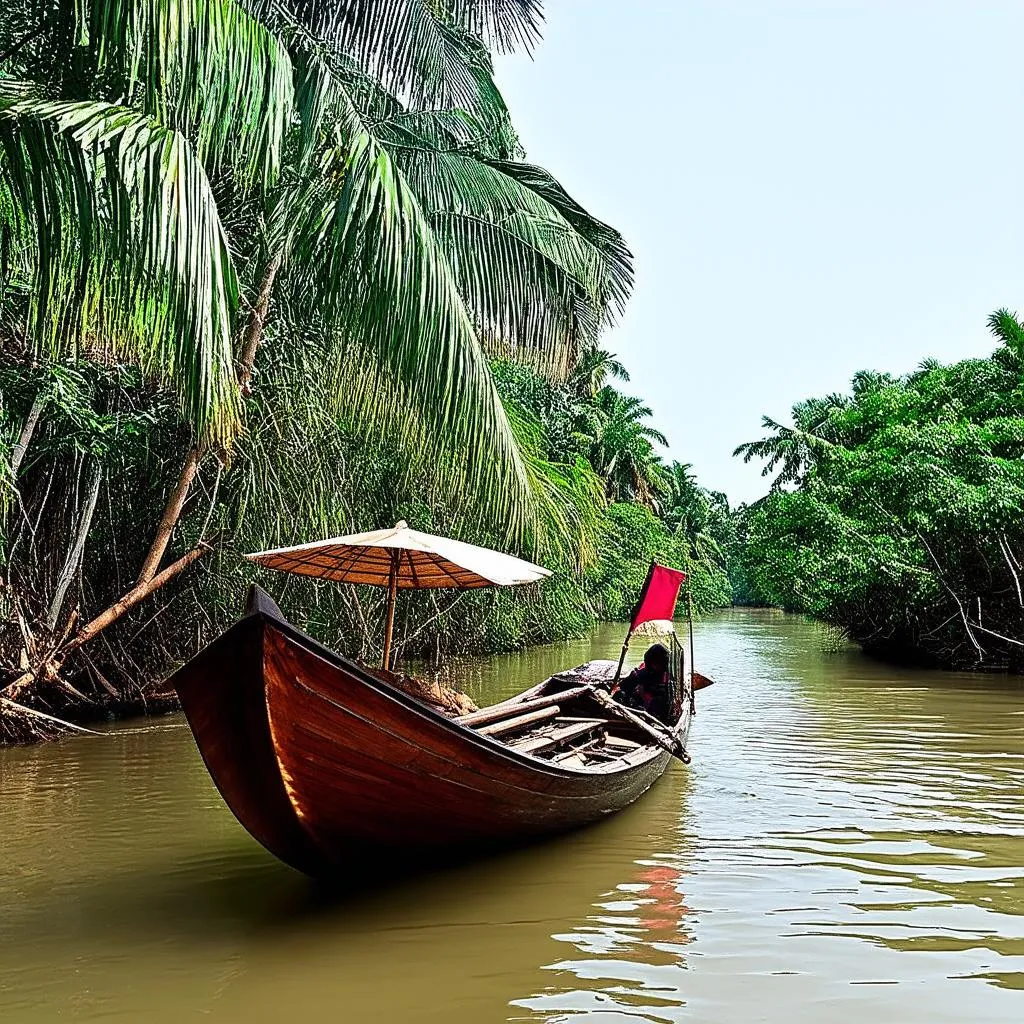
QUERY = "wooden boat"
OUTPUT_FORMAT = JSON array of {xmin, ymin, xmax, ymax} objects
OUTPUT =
[{"xmin": 170, "ymin": 587, "xmax": 694, "ymax": 877}]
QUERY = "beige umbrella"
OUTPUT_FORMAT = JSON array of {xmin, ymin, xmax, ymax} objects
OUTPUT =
[{"xmin": 246, "ymin": 521, "xmax": 551, "ymax": 669}]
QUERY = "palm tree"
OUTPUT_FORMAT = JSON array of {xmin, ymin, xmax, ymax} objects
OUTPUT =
[
  {"xmin": 587, "ymin": 387, "xmax": 667, "ymax": 507},
  {"xmin": 988, "ymin": 308, "xmax": 1024, "ymax": 356},
  {"xmin": 567, "ymin": 347, "xmax": 630, "ymax": 399},
  {"xmin": 660, "ymin": 460, "xmax": 727, "ymax": 565},
  {"xmin": 734, "ymin": 393, "xmax": 849, "ymax": 490},
  {"xmin": 0, "ymin": 2, "xmax": 633, "ymax": 694},
  {"xmin": 660, "ymin": 461, "xmax": 700, "ymax": 533}
]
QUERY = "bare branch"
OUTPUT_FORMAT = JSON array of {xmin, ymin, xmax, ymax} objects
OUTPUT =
[
  {"xmin": 998, "ymin": 533, "xmax": 1023, "ymax": 608},
  {"xmin": 916, "ymin": 530, "xmax": 984, "ymax": 660}
]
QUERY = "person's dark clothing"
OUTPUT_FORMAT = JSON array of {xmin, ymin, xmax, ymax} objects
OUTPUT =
[{"xmin": 614, "ymin": 663, "xmax": 680, "ymax": 726}]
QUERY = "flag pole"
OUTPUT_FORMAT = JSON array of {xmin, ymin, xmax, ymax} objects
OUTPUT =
[
  {"xmin": 613, "ymin": 630, "xmax": 632, "ymax": 684},
  {"xmin": 614, "ymin": 561, "xmax": 656, "ymax": 685},
  {"xmin": 686, "ymin": 589, "xmax": 695, "ymax": 677},
  {"xmin": 686, "ymin": 588, "xmax": 696, "ymax": 714}
]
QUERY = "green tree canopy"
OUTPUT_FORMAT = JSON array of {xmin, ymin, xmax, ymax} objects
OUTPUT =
[{"xmin": 737, "ymin": 313, "xmax": 1024, "ymax": 670}]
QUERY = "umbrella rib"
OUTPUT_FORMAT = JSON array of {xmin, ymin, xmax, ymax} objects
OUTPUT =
[
  {"xmin": 429, "ymin": 551, "xmax": 465, "ymax": 587},
  {"xmin": 406, "ymin": 549, "xmax": 420, "ymax": 589}
]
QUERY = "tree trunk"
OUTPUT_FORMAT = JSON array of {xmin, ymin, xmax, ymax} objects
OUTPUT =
[
  {"xmin": 135, "ymin": 445, "xmax": 202, "ymax": 585},
  {"xmin": 45, "ymin": 459, "xmax": 102, "ymax": 631},
  {"xmin": 135, "ymin": 253, "xmax": 281, "ymax": 586},
  {"xmin": 67, "ymin": 546, "xmax": 211, "ymax": 652},
  {"xmin": 61, "ymin": 253, "xmax": 283, "ymax": 654},
  {"xmin": 237, "ymin": 254, "xmax": 282, "ymax": 396},
  {"xmin": 11, "ymin": 393, "xmax": 45, "ymax": 477}
]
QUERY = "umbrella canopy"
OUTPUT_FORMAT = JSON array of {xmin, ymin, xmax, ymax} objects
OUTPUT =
[
  {"xmin": 246, "ymin": 522, "xmax": 551, "ymax": 670},
  {"xmin": 245, "ymin": 521, "xmax": 551, "ymax": 589}
]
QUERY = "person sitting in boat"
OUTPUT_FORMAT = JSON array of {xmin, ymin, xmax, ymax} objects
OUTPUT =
[{"xmin": 614, "ymin": 643, "xmax": 680, "ymax": 726}]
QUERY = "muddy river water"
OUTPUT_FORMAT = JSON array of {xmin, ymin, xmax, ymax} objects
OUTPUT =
[{"xmin": 2, "ymin": 609, "xmax": 1023, "ymax": 1021}]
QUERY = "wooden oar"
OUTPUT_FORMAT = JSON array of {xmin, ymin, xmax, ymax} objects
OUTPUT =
[{"xmin": 587, "ymin": 688, "xmax": 691, "ymax": 765}]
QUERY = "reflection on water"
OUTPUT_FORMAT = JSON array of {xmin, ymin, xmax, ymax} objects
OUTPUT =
[{"xmin": 2, "ymin": 610, "xmax": 1023, "ymax": 1022}]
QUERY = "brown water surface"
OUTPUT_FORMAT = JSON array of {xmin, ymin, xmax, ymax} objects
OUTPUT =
[{"xmin": 2, "ymin": 609, "xmax": 1023, "ymax": 1021}]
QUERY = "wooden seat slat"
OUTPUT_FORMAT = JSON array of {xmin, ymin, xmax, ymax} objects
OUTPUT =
[
  {"xmin": 456, "ymin": 686, "xmax": 589, "ymax": 728},
  {"xmin": 511, "ymin": 719, "xmax": 605, "ymax": 756},
  {"xmin": 604, "ymin": 735, "xmax": 642, "ymax": 750}
]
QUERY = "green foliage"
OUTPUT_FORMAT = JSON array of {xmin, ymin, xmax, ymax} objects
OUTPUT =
[
  {"xmin": 0, "ymin": 0, "xmax": 636, "ymax": 526},
  {"xmin": 0, "ymin": 99, "xmax": 241, "ymax": 445},
  {"xmin": 491, "ymin": 359, "xmax": 733, "ymax": 623},
  {"xmin": 589, "ymin": 503, "xmax": 684, "ymax": 619},
  {"xmin": 737, "ymin": 315, "xmax": 1024, "ymax": 670},
  {"xmin": 0, "ymin": 2, "xmax": 733, "ymax": 723}
]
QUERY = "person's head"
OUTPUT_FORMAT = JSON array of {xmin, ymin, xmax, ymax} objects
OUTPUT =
[{"xmin": 644, "ymin": 643, "xmax": 669, "ymax": 672}]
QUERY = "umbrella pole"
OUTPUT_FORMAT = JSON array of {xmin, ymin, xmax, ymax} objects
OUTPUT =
[{"xmin": 381, "ymin": 551, "xmax": 399, "ymax": 671}]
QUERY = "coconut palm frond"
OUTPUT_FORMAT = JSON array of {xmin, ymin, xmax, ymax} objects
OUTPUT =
[
  {"xmin": 83, "ymin": 0, "xmax": 294, "ymax": 189},
  {"xmin": 283, "ymin": 0, "xmax": 531, "ymax": 125},
  {"xmin": 285, "ymin": 133, "xmax": 530, "ymax": 527},
  {"xmin": 394, "ymin": 149, "xmax": 632, "ymax": 374},
  {"xmin": 0, "ymin": 97, "xmax": 240, "ymax": 444},
  {"xmin": 446, "ymin": 0, "xmax": 544, "ymax": 53},
  {"xmin": 286, "ymin": 46, "xmax": 630, "ymax": 416},
  {"xmin": 488, "ymin": 160, "xmax": 633, "ymax": 316},
  {"xmin": 988, "ymin": 307, "xmax": 1024, "ymax": 358}
]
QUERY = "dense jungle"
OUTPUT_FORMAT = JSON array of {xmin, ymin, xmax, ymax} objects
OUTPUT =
[{"xmin": 0, "ymin": 1, "xmax": 734, "ymax": 742}]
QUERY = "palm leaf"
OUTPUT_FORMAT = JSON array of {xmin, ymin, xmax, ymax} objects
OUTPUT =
[
  {"xmin": 393, "ymin": 148, "xmax": 632, "ymax": 373},
  {"xmin": 285, "ymin": 132, "xmax": 531, "ymax": 525},
  {"xmin": 988, "ymin": 308, "xmax": 1024, "ymax": 357},
  {"xmin": 447, "ymin": 0, "xmax": 544, "ymax": 53},
  {"xmin": 82, "ymin": 0, "xmax": 294, "ymax": 189},
  {"xmin": 0, "ymin": 97, "xmax": 240, "ymax": 443},
  {"xmin": 278, "ymin": 0, "xmax": 529, "ymax": 131},
  {"xmin": 489, "ymin": 160, "xmax": 633, "ymax": 314}
]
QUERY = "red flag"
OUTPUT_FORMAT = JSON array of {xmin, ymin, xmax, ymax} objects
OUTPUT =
[{"xmin": 630, "ymin": 563, "xmax": 687, "ymax": 631}]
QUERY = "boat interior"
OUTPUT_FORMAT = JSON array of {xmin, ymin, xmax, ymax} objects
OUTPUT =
[{"xmin": 451, "ymin": 661, "xmax": 681, "ymax": 771}]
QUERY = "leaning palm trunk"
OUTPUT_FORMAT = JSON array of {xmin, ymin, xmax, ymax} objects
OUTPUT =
[
  {"xmin": 134, "ymin": 446, "xmax": 203, "ymax": 587},
  {"xmin": 128, "ymin": 255, "xmax": 280, "ymax": 591}
]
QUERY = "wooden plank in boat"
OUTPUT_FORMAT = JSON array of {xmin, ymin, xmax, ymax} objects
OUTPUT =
[
  {"xmin": 551, "ymin": 741, "xmax": 619, "ymax": 765},
  {"xmin": 456, "ymin": 686, "xmax": 589, "ymax": 728},
  {"xmin": 604, "ymin": 735, "xmax": 642, "ymax": 751},
  {"xmin": 477, "ymin": 705, "xmax": 560, "ymax": 737},
  {"xmin": 552, "ymin": 753, "xmax": 589, "ymax": 769},
  {"xmin": 512, "ymin": 719, "xmax": 606, "ymax": 756}
]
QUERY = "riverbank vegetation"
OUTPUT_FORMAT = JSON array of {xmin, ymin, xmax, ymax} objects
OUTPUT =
[
  {"xmin": 0, "ymin": 2, "xmax": 730, "ymax": 742},
  {"xmin": 735, "ymin": 311, "xmax": 1024, "ymax": 672}
]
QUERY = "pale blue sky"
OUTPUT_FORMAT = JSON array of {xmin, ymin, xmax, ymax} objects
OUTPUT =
[{"xmin": 495, "ymin": 0, "xmax": 1024, "ymax": 504}]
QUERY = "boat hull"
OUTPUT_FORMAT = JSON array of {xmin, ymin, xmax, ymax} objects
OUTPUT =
[{"xmin": 171, "ymin": 609, "xmax": 691, "ymax": 876}]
